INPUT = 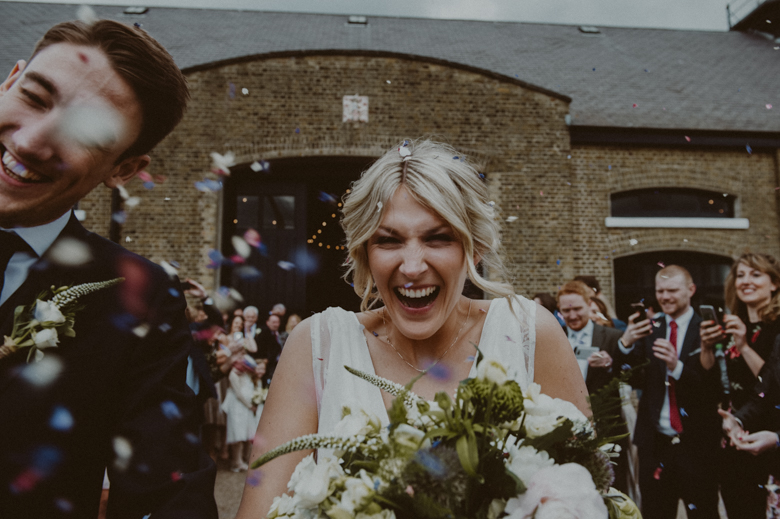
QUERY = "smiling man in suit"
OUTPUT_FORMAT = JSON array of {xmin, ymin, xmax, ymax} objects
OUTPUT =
[
  {"xmin": 0, "ymin": 20, "xmax": 217, "ymax": 518},
  {"xmin": 615, "ymin": 265, "xmax": 720, "ymax": 519}
]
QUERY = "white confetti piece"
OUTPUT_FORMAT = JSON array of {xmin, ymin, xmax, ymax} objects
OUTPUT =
[
  {"xmin": 46, "ymin": 237, "xmax": 93, "ymax": 267},
  {"xmin": 76, "ymin": 4, "xmax": 98, "ymax": 25},
  {"xmin": 232, "ymin": 236, "xmax": 252, "ymax": 259},
  {"xmin": 506, "ymin": 216, "xmax": 518, "ymax": 222}
]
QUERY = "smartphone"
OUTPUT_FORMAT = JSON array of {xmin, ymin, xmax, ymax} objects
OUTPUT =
[
  {"xmin": 180, "ymin": 280, "xmax": 194, "ymax": 292},
  {"xmin": 628, "ymin": 300, "xmax": 646, "ymax": 322},
  {"xmin": 699, "ymin": 305, "xmax": 719, "ymax": 325}
]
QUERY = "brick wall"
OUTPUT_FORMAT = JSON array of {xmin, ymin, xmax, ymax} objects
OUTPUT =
[{"xmin": 77, "ymin": 53, "xmax": 780, "ymax": 308}]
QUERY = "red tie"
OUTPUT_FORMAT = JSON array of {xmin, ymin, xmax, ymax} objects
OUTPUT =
[{"xmin": 668, "ymin": 320, "xmax": 683, "ymax": 433}]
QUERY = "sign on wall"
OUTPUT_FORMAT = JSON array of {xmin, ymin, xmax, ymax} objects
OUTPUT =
[{"xmin": 342, "ymin": 95, "xmax": 369, "ymax": 122}]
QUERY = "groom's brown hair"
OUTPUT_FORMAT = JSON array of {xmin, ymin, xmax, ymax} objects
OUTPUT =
[{"xmin": 30, "ymin": 19, "xmax": 189, "ymax": 163}]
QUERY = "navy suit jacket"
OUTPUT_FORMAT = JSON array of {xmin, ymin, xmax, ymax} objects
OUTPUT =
[
  {"xmin": 614, "ymin": 312, "xmax": 721, "ymax": 454},
  {"xmin": 0, "ymin": 215, "xmax": 217, "ymax": 518}
]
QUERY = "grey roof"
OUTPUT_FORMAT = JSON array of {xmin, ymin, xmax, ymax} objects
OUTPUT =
[{"xmin": 1, "ymin": 1, "xmax": 779, "ymax": 132}]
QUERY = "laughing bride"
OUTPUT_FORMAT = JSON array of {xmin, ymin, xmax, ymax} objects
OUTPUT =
[{"xmin": 235, "ymin": 139, "xmax": 588, "ymax": 518}]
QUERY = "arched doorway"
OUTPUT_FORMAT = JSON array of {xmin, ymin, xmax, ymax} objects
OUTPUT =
[
  {"xmin": 613, "ymin": 251, "xmax": 732, "ymax": 322},
  {"xmin": 221, "ymin": 156, "xmax": 375, "ymax": 317}
]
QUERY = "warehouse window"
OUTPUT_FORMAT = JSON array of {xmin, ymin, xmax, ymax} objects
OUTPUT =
[{"xmin": 606, "ymin": 188, "xmax": 748, "ymax": 229}]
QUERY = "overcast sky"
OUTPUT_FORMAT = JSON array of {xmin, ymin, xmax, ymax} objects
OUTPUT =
[{"xmin": 1, "ymin": 0, "xmax": 734, "ymax": 31}]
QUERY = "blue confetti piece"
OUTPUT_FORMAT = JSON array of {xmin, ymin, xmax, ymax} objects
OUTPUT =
[
  {"xmin": 229, "ymin": 82, "xmax": 235, "ymax": 98},
  {"xmin": 112, "ymin": 211, "xmax": 126, "ymax": 224},
  {"xmin": 133, "ymin": 22, "xmax": 142, "ymax": 29},
  {"xmin": 415, "ymin": 449, "xmax": 447, "ymax": 478},
  {"xmin": 142, "ymin": 181, "xmax": 155, "ymax": 190},
  {"xmin": 687, "ymin": 504, "xmax": 697, "ymax": 510},
  {"xmin": 453, "ymin": 156, "xmax": 459, "ymax": 160},
  {"xmin": 160, "ymin": 401, "xmax": 182, "ymax": 420},
  {"xmin": 466, "ymin": 355, "xmax": 476, "ymax": 362},
  {"xmin": 247, "ymin": 471, "xmax": 262, "ymax": 487},
  {"xmin": 621, "ymin": 364, "xmax": 632, "ymax": 371},
  {"xmin": 49, "ymin": 406, "xmax": 74, "ymax": 432},
  {"xmin": 592, "ymin": 68, "xmax": 596, "ymax": 71},
  {"xmin": 426, "ymin": 364, "xmax": 450, "ymax": 381},
  {"xmin": 295, "ymin": 128, "xmax": 300, "ymax": 134},
  {"xmin": 556, "ymin": 259, "xmax": 561, "ymax": 266},
  {"xmin": 159, "ymin": 323, "xmax": 172, "ymax": 333},
  {"xmin": 111, "ymin": 313, "xmax": 139, "ymax": 332},
  {"xmin": 31, "ymin": 445, "xmax": 63, "ymax": 475},
  {"xmin": 194, "ymin": 179, "xmax": 223, "ymax": 193},
  {"xmin": 318, "ymin": 191, "xmax": 338, "ymax": 204},
  {"xmin": 404, "ymin": 282, "xmax": 413, "ymax": 288},
  {"xmin": 680, "ymin": 408, "xmax": 688, "ymax": 417},
  {"xmin": 55, "ymin": 498, "xmax": 74, "ymax": 513},
  {"xmin": 608, "ymin": 165, "xmax": 612, "ymax": 170},
  {"xmin": 372, "ymin": 331, "xmax": 379, "ymax": 337},
  {"xmin": 168, "ymin": 288, "xmax": 180, "ymax": 298},
  {"xmin": 184, "ymin": 432, "xmax": 200, "ymax": 445},
  {"xmin": 746, "ymin": 144, "xmax": 752, "ymax": 154},
  {"xmin": 644, "ymin": 68, "xmax": 649, "ymax": 72}
]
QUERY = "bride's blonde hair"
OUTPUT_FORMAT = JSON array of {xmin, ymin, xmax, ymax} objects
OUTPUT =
[{"xmin": 341, "ymin": 139, "xmax": 514, "ymax": 311}]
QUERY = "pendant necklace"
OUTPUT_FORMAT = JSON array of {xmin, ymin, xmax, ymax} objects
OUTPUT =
[{"xmin": 380, "ymin": 299, "xmax": 472, "ymax": 374}]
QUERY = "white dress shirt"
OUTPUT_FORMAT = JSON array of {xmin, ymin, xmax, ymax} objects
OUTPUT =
[
  {"xmin": 0, "ymin": 211, "xmax": 71, "ymax": 305},
  {"xmin": 567, "ymin": 319, "xmax": 594, "ymax": 351},
  {"xmin": 657, "ymin": 306, "xmax": 693, "ymax": 436}
]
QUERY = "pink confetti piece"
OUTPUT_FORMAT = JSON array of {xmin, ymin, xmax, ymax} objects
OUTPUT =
[
  {"xmin": 657, "ymin": 262, "xmax": 665, "ymax": 268},
  {"xmin": 767, "ymin": 104, "xmax": 773, "ymax": 110},
  {"xmin": 684, "ymin": 136, "xmax": 691, "ymax": 142},
  {"xmin": 632, "ymin": 103, "xmax": 638, "ymax": 108},
  {"xmin": 505, "ymin": 335, "xmax": 515, "ymax": 343}
]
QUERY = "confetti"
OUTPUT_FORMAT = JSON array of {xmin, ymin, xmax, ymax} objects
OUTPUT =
[
  {"xmin": 556, "ymin": 259, "xmax": 561, "ymax": 266},
  {"xmin": 159, "ymin": 323, "xmax": 172, "ymax": 333},
  {"xmin": 228, "ymin": 83, "xmax": 235, "ymax": 98},
  {"xmin": 685, "ymin": 136, "xmax": 691, "ymax": 142},
  {"xmin": 386, "ymin": 80, "xmax": 391, "ymax": 84},
  {"xmin": 768, "ymin": 104, "xmax": 774, "ymax": 109},
  {"xmin": 760, "ymin": 392, "xmax": 766, "ymax": 398},
  {"xmin": 232, "ymin": 236, "xmax": 251, "ymax": 259},
  {"xmin": 539, "ymin": 191, "xmax": 544, "ymax": 196},
  {"xmin": 113, "ymin": 436, "xmax": 133, "ymax": 471},
  {"xmin": 629, "ymin": 239, "xmax": 638, "ymax": 246},
  {"xmin": 242, "ymin": 88, "xmax": 249, "ymax": 95},
  {"xmin": 399, "ymin": 142, "xmax": 411, "ymax": 158},
  {"xmin": 160, "ymin": 401, "xmax": 182, "ymax": 420},
  {"xmin": 49, "ymin": 406, "xmax": 74, "ymax": 432},
  {"xmin": 125, "ymin": 196, "xmax": 141, "ymax": 207},
  {"xmin": 243, "ymin": 229, "xmax": 262, "ymax": 248},
  {"xmin": 235, "ymin": 266, "xmax": 262, "ymax": 280},
  {"xmin": 466, "ymin": 355, "xmax": 476, "ymax": 362},
  {"xmin": 171, "ymin": 471, "xmax": 182, "ymax": 482},
  {"xmin": 132, "ymin": 323, "xmax": 150, "ymax": 338},
  {"xmin": 318, "ymin": 191, "xmax": 338, "ymax": 204},
  {"xmin": 54, "ymin": 498, "xmax": 74, "ymax": 513},
  {"xmin": 295, "ymin": 128, "xmax": 300, "ymax": 134},
  {"xmin": 657, "ymin": 262, "xmax": 665, "ymax": 268},
  {"xmin": 506, "ymin": 216, "xmax": 518, "ymax": 223},
  {"xmin": 426, "ymin": 364, "xmax": 450, "ymax": 381},
  {"xmin": 21, "ymin": 356, "xmax": 63, "ymax": 387},
  {"xmin": 46, "ymin": 237, "xmax": 93, "ymax": 267},
  {"xmin": 210, "ymin": 151, "xmax": 235, "ymax": 176},
  {"xmin": 680, "ymin": 408, "xmax": 688, "ymax": 417},
  {"xmin": 277, "ymin": 261, "xmax": 296, "ymax": 271},
  {"xmin": 632, "ymin": 103, "xmax": 638, "ymax": 108},
  {"xmin": 653, "ymin": 467, "xmax": 662, "ymax": 480},
  {"xmin": 194, "ymin": 179, "xmax": 222, "ymax": 192},
  {"xmin": 746, "ymin": 144, "xmax": 753, "ymax": 154},
  {"xmin": 59, "ymin": 104, "xmax": 124, "ymax": 149},
  {"xmin": 377, "ymin": 201, "xmax": 383, "ymax": 212},
  {"xmin": 76, "ymin": 5, "xmax": 98, "ymax": 25},
  {"xmin": 247, "ymin": 470, "xmax": 263, "ymax": 487},
  {"xmin": 505, "ymin": 335, "xmax": 515, "ymax": 343}
]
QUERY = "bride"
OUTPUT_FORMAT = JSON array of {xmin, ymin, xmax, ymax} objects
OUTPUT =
[{"xmin": 235, "ymin": 140, "xmax": 588, "ymax": 517}]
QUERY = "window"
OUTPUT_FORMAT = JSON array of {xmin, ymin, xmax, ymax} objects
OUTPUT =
[{"xmin": 606, "ymin": 188, "xmax": 748, "ymax": 229}]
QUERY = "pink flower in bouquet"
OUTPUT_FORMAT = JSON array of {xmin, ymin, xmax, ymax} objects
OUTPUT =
[{"xmin": 504, "ymin": 463, "xmax": 607, "ymax": 519}]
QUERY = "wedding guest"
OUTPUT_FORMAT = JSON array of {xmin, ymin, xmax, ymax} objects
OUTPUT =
[
  {"xmin": 236, "ymin": 140, "xmax": 589, "ymax": 518},
  {"xmin": 271, "ymin": 302, "xmax": 287, "ymax": 329},
  {"xmin": 279, "ymin": 313, "xmax": 301, "ymax": 347},
  {"xmin": 533, "ymin": 292, "xmax": 565, "ymax": 328},
  {"xmin": 699, "ymin": 252, "xmax": 780, "ymax": 518},
  {"xmin": 0, "ymin": 19, "xmax": 216, "ymax": 517},
  {"xmin": 590, "ymin": 297, "xmax": 615, "ymax": 328},
  {"xmin": 243, "ymin": 305, "xmax": 261, "ymax": 339},
  {"xmin": 575, "ymin": 275, "xmax": 626, "ymax": 331},
  {"xmin": 615, "ymin": 265, "xmax": 720, "ymax": 519},
  {"xmin": 222, "ymin": 356, "xmax": 265, "ymax": 472},
  {"xmin": 255, "ymin": 313, "xmax": 283, "ymax": 385}
]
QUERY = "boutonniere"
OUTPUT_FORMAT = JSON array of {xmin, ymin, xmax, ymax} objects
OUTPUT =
[{"xmin": 0, "ymin": 278, "xmax": 124, "ymax": 363}]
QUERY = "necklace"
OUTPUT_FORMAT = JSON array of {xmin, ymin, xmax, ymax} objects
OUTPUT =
[{"xmin": 380, "ymin": 299, "xmax": 472, "ymax": 374}]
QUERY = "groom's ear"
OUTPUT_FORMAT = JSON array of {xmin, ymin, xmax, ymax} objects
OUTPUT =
[{"xmin": 0, "ymin": 60, "xmax": 26, "ymax": 94}]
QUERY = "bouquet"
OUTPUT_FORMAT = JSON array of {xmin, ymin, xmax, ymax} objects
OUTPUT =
[
  {"xmin": 252, "ymin": 355, "xmax": 641, "ymax": 519},
  {"xmin": 0, "ymin": 279, "xmax": 124, "ymax": 363},
  {"xmin": 252, "ymin": 386, "xmax": 269, "ymax": 407}
]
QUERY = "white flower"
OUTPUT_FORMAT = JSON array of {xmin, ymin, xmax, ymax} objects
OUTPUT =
[
  {"xmin": 267, "ymin": 494, "xmax": 297, "ymax": 518},
  {"xmin": 33, "ymin": 328, "xmax": 59, "ymax": 349},
  {"xmin": 488, "ymin": 498, "xmax": 507, "ymax": 519},
  {"xmin": 476, "ymin": 357, "xmax": 508, "ymax": 385},
  {"xmin": 392, "ymin": 423, "xmax": 425, "ymax": 450},
  {"xmin": 505, "ymin": 445, "xmax": 554, "ymax": 487},
  {"xmin": 34, "ymin": 300, "xmax": 66, "ymax": 324},
  {"xmin": 287, "ymin": 454, "xmax": 343, "ymax": 509},
  {"xmin": 335, "ymin": 470, "xmax": 374, "ymax": 516},
  {"xmin": 504, "ymin": 464, "xmax": 607, "ymax": 519},
  {"xmin": 334, "ymin": 407, "xmax": 382, "ymax": 438},
  {"xmin": 522, "ymin": 383, "xmax": 587, "ymax": 438}
]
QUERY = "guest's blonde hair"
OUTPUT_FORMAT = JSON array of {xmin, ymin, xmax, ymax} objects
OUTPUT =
[{"xmin": 341, "ymin": 139, "xmax": 514, "ymax": 311}]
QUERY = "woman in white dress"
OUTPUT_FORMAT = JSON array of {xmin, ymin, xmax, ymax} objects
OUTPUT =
[{"xmin": 236, "ymin": 139, "xmax": 588, "ymax": 517}]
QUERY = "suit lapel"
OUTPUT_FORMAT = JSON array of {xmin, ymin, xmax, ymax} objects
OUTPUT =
[
  {"xmin": 680, "ymin": 313, "xmax": 701, "ymax": 359},
  {"xmin": 591, "ymin": 324, "xmax": 604, "ymax": 350}
]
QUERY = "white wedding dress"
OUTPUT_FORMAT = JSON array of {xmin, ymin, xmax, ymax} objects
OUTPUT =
[{"xmin": 311, "ymin": 295, "xmax": 536, "ymax": 435}]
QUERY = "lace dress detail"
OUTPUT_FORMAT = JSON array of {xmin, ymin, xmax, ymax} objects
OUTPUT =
[{"xmin": 311, "ymin": 295, "xmax": 536, "ymax": 436}]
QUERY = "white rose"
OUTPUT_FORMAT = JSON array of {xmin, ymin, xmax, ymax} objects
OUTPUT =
[
  {"xmin": 505, "ymin": 445, "xmax": 554, "ymax": 487},
  {"xmin": 334, "ymin": 407, "xmax": 382, "ymax": 438},
  {"xmin": 522, "ymin": 383, "xmax": 587, "ymax": 438},
  {"xmin": 476, "ymin": 357, "xmax": 508, "ymax": 385},
  {"xmin": 33, "ymin": 300, "xmax": 66, "ymax": 324},
  {"xmin": 336, "ymin": 471, "xmax": 373, "ymax": 515},
  {"xmin": 392, "ymin": 424, "xmax": 425, "ymax": 450},
  {"xmin": 33, "ymin": 328, "xmax": 59, "ymax": 349},
  {"xmin": 268, "ymin": 494, "xmax": 296, "ymax": 518},
  {"xmin": 504, "ymin": 464, "xmax": 607, "ymax": 519},
  {"xmin": 288, "ymin": 454, "xmax": 342, "ymax": 509}
]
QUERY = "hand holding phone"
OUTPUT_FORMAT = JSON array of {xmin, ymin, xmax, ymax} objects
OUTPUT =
[
  {"xmin": 622, "ymin": 311, "xmax": 653, "ymax": 346},
  {"xmin": 699, "ymin": 305, "xmax": 725, "ymax": 351}
]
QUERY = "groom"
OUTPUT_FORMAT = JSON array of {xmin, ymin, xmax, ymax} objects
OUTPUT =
[{"xmin": 0, "ymin": 20, "xmax": 217, "ymax": 518}]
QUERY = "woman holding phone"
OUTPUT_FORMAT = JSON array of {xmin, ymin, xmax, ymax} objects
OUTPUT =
[{"xmin": 700, "ymin": 252, "xmax": 780, "ymax": 518}]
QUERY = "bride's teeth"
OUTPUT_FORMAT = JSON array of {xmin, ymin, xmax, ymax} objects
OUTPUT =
[{"xmin": 398, "ymin": 286, "xmax": 436, "ymax": 298}]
